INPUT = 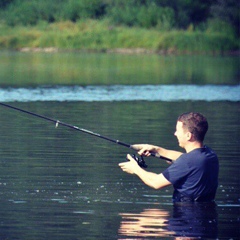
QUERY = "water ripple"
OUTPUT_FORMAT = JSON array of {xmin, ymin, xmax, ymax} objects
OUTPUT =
[{"xmin": 0, "ymin": 85, "xmax": 239, "ymax": 102}]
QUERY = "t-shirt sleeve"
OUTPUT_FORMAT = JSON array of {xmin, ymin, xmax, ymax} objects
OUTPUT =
[{"xmin": 162, "ymin": 154, "xmax": 190, "ymax": 185}]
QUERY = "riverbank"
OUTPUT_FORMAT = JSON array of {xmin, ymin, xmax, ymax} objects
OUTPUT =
[
  {"xmin": 18, "ymin": 47, "xmax": 240, "ymax": 56},
  {"xmin": 0, "ymin": 20, "xmax": 239, "ymax": 55},
  {"xmin": 18, "ymin": 47, "xmax": 173, "ymax": 55}
]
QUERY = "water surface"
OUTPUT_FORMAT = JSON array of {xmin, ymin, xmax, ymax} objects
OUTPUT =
[
  {"xmin": 0, "ymin": 85, "xmax": 239, "ymax": 102},
  {"xmin": 0, "ymin": 51, "xmax": 239, "ymax": 239},
  {"xmin": 0, "ymin": 101, "xmax": 239, "ymax": 239},
  {"xmin": 0, "ymin": 51, "xmax": 239, "ymax": 86}
]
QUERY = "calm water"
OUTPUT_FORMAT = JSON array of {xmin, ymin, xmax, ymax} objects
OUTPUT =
[
  {"xmin": 0, "ymin": 101, "xmax": 239, "ymax": 239},
  {"xmin": 0, "ymin": 52, "xmax": 239, "ymax": 239},
  {"xmin": 0, "ymin": 51, "xmax": 239, "ymax": 86}
]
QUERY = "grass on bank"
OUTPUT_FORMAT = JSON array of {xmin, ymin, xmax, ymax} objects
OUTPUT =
[{"xmin": 0, "ymin": 19, "xmax": 239, "ymax": 54}]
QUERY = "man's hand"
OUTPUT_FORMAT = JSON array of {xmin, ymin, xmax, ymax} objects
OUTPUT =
[
  {"xmin": 131, "ymin": 144, "xmax": 182, "ymax": 162},
  {"xmin": 119, "ymin": 154, "xmax": 172, "ymax": 189},
  {"xmin": 119, "ymin": 154, "xmax": 140, "ymax": 174},
  {"xmin": 131, "ymin": 144, "xmax": 156, "ymax": 157}
]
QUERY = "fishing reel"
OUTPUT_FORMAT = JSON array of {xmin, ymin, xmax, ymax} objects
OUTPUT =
[{"xmin": 129, "ymin": 154, "xmax": 148, "ymax": 168}]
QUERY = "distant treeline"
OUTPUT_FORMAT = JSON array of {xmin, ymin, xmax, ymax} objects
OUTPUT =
[{"xmin": 0, "ymin": 0, "xmax": 239, "ymax": 36}]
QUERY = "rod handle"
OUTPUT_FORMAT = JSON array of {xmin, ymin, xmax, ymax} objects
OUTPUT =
[{"xmin": 130, "ymin": 145, "xmax": 172, "ymax": 162}]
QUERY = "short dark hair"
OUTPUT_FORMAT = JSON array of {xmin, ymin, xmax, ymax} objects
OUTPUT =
[{"xmin": 177, "ymin": 112, "xmax": 208, "ymax": 142}]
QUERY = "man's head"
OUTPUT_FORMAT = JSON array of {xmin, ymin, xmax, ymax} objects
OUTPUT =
[{"xmin": 176, "ymin": 112, "xmax": 208, "ymax": 144}]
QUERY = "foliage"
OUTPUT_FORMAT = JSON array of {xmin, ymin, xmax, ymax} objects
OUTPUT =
[
  {"xmin": 105, "ymin": 1, "xmax": 175, "ymax": 30},
  {"xmin": 0, "ymin": 0, "xmax": 14, "ymax": 8},
  {"xmin": 210, "ymin": 0, "xmax": 240, "ymax": 37},
  {"xmin": 0, "ymin": 0, "xmax": 239, "ymax": 52},
  {"xmin": 55, "ymin": 0, "xmax": 106, "ymax": 22},
  {"xmin": 206, "ymin": 18, "xmax": 236, "ymax": 37},
  {"xmin": 157, "ymin": 31, "xmax": 238, "ymax": 54},
  {"xmin": 0, "ymin": 0, "xmax": 239, "ymax": 35},
  {"xmin": 0, "ymin": 19, "xmax": 238, "ymax": 54},
  {"xmin": 0, "ymin": 0, "xmax": 105, "ymax": 26},
  {"xmin": 0, "ymin": 0, "xmax": 60, "ymax": 25}
]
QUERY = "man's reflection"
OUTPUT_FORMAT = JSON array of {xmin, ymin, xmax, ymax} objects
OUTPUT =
[
  {"xmin": 119, "ymin": 208, "xmax": 174, "ymax": 238},
  {"xmin": 118, "ymin": 202, "xmax": 218, "ymax": 239}
]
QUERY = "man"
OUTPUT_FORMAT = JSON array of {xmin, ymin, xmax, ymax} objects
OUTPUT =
[{"xmin": 119, "ymin": 112, "xmax": 219, "ymax": 202}]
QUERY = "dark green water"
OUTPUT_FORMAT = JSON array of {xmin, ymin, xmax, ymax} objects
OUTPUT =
[
  {"xmin": 0, "ymin": 101, "xmax": 239, "ymax": 239},
  {"xmin": 0, "ymin": 51, "xmax": 239, "ymax": 86},
  {"xmin": 0, "ymin": 52, "xmax": 239, "ymax": 239}
]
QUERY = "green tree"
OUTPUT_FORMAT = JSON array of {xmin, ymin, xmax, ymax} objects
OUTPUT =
[
  {"xmin": 0, "ymin": 0, "xmax": 15, "ymax": 9},
  {"xmin": 57, "ymin": 0, "xmax": 106, "ymax": 22},
  {"xmin": 106, "ymin": 0, "xmax": 174, "ymax": 29},
  {"xmin": 211, "ymin": 0, "xmax": 240, "ymax": 36},
  {"xmin": 154, "ymin": 0, "xmax": 215, "ymax": 29}
]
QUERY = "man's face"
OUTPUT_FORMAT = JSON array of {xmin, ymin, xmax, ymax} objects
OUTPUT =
[{"xmin": 174, "ymin": 121, "xmax": 189, "ymax": 148}]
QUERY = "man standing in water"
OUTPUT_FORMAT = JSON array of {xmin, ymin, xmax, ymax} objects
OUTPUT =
[{"xmin": 119, "ymin": 112, "xmax": 219, "ymax": 202}]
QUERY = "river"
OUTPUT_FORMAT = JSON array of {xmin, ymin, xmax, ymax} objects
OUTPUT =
[{"xmin": 0, "ymin": 51, "xmax": 239, "ymax": 239}]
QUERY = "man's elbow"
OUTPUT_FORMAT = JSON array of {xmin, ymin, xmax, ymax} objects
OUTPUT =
[
  {"xmin": 148, "ymin": 175, "xmax": 171, "ymax": 190},
  {"xmin": 149, "ymin": 182, "xmax": 164, "ymax": 190}
]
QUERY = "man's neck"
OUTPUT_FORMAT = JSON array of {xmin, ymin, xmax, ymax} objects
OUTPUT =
[{"xmin": 185, "ymin": 141, "xmax": 204, "ymax": 153}]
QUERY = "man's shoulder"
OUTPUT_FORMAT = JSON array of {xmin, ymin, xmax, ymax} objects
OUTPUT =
[
  {"xmin": 175, "ymin": 146, "xmax": 218, "ymax": 165},
  {"xmin": 188, "ymin": 146, "xmax": 217, "ymax": 157},
  {"xmin": 201, "ymin": 145, "xmax": 218, "ymax": 160}
]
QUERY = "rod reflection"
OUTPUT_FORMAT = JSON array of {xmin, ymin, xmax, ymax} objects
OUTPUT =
[{"xmin": 118, "ymin": 203, "xmax": 218, "ymax": 239}]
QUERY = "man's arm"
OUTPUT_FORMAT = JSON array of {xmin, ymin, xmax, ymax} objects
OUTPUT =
[
  {"xmin": 119, "ymin": 154, "xmax": 171, "ymax": 189},
  {"xmin": 131, "ymin": 144, "xmax": 183, "ymax": 161}
]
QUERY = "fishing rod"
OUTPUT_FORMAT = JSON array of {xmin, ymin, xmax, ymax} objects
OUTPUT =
[{"xmin": 0, "ymin": 102, "xmax": 172, "ymax": 166}]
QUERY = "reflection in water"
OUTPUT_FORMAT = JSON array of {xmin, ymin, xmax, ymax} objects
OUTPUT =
[
  {"xmin": 119, "ymin": 203, "xmax": 218, "ymax": 239},
  {"xmin": 119, "ymin": 208, "xmax": 173, "ymax": 238}
]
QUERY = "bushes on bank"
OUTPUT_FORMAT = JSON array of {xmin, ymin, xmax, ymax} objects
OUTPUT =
[
  {"xmin": 157, "ymin": 31, "xmax": 238, "ymax": 54},
  {"xmin": 0, "ymin": 0, "xmax": 105, "ymax": 26},
  {"xmin": 0, "ymin": 19, "xmax": 238, "ymax": 54},
  {"xmin": 106, "ymin": 2, "xmax": 175, "ymax": 30},
  {"xmin": 1, "ymin": 0, "xmax": 239, "ymax": 35},
  {"xmin": 0, "ymin": 0, "xmax": 239, "ymax": 53}
]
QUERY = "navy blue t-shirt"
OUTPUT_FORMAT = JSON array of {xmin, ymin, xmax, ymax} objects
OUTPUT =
[{"xmin": 162, "ymin": 146, "xmax": 219, "ymax": 202}]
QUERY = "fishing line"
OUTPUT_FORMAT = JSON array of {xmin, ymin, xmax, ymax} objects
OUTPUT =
[{"xmin": 0, "ymin": 102, "xmax": 172, "ymax": 163}]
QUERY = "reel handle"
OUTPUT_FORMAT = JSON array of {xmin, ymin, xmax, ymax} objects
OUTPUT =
[{"xmin": 129, "ymin": 154, "xmax": 148, "ymax": 168}]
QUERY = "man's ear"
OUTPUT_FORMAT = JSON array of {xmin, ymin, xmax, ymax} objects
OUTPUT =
[{"xmin": 186, "ymin": 131, "xmax": 193, "ymax": 141}]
